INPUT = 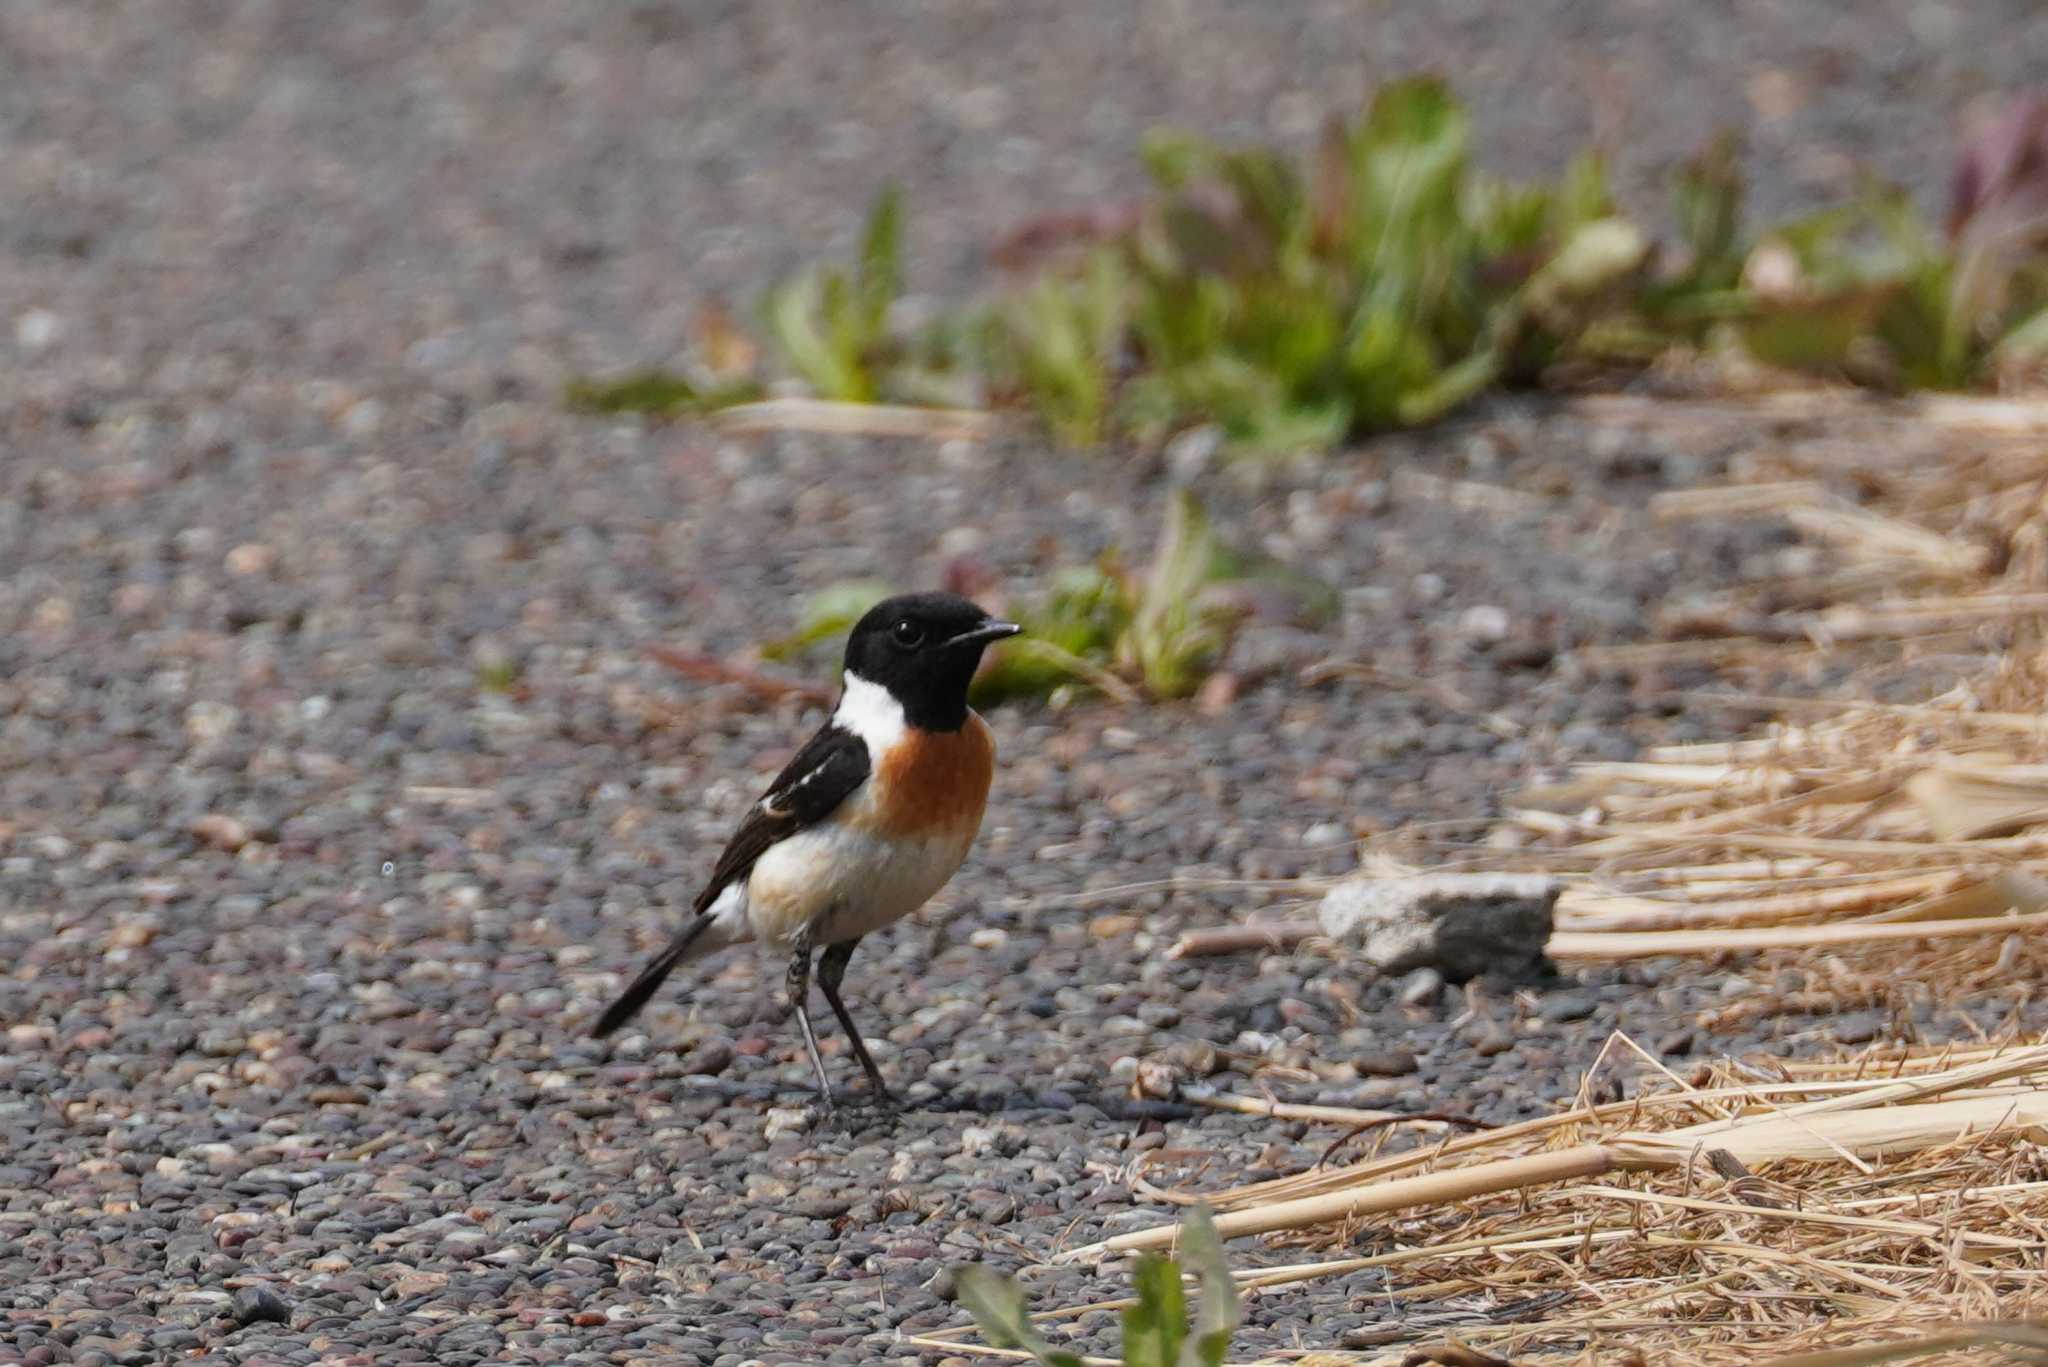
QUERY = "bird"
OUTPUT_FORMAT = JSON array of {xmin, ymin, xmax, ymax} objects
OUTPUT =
[{"xmin": 592, "ymin": 591, "xmax": 1021, "ymax": 1109}]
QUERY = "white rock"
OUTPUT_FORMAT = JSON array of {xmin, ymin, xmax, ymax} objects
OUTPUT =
[
  {"xmin": 1319, "ymin": 873, "xmax": 1558, "ymax": 981},
  {"xmin": 764, "ymin": 1106, "xmax": 815, "ymax": 1141},
  {"xmin": 960, "ymin": 1123, "xmax": 1026, "ymax": 1159},
  {"xmin": 1459, "ymin": 604, "xmax": 1512, "ymax": 643},
  {"xmin": 15, "ymin": 309, "xmax": 59, "ymax": 352},
  {"xmin": 1300, "ymin": 821, "xmax": 1348, "ymax": 848}
]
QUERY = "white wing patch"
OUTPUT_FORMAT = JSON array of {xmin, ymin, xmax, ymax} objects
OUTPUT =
[{"xmin": 759, "ymin": 738, "xmax": 850, "ymax": 816}]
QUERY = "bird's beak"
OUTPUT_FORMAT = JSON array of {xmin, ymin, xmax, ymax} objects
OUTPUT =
[{"xmin": 947, "ymin": 619, "xmax": 1023, "ymax": 649}]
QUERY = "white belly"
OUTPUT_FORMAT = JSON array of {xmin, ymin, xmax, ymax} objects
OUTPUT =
[{"xmin": 743, "ymin": 820, "xmax": 974, "ymax": 947}]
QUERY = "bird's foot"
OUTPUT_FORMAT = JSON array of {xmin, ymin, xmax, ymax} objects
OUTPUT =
[{"xmin": 812, "ymin": 1090, "xmax": 902, "ymax": 1135}]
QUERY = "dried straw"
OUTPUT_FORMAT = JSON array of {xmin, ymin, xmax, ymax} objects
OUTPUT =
[
  {"xmin": 921, "ymin": 399, "xmax": 2048, "ymax": 1365},
  {"xmin": 922, "ymin": 1034, "xmax": 2048, "ymax": 1365}
]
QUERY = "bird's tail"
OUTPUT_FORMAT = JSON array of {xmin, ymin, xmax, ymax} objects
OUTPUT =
[{"xmin": 591, "ymin": 913, "xmax": 721, "ymax": 1038}]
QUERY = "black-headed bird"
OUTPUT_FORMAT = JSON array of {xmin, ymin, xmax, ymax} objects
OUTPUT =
[{"xmin": 592, "ymin": 592, "xmax": 1020, "ymax": 1108}]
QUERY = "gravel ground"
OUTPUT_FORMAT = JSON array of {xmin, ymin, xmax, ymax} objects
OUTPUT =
[{"xmin": 5, "ymin": 4, "xmax": 2047, "ymax": 1364}]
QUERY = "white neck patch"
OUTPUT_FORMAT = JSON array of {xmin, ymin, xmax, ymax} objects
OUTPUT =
[{"xmin": 834, "ymin": 671, "xmax": 908, "ymax": 753}]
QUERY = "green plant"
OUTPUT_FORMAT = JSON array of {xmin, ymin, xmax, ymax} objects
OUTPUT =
[
  {"xmin": 987, "ymin": 248, "xmax": 1128, "ymax": 447},
  {"xmin": 761, "ymin": 186, "xmax": 907, "ymax": 402},
  {"xmin": 475, "ymin": 658, "xmax": 522, "ymax": 695},
  {"xmin": 564, "ymin": 369, "xmax": 717, "ymax": 419},
  {"xmin": 1118, "ymin": 490, "xmax": 1263, "ymax": 698},
  {"xmin": 564, "ymin": 303, "xmax": 766, "ymax": 418},
  {"xmin": 955, "ymin": 1204, "xmax": 1241, "ymax": 1367},
  {"xmin": 972, "ymin": 78, "xmax": 1696, "ymax": 453},
  {"xmin": 966, "ymin": 561, "xmax": 1131, "ymax": 702},
  {"xmin": 617, "ymin": 85, "xmax": 2048, "ymax": 451},
  {"xmin": 761, "ymin": 492, "xmax": 1332, "ymax": 705},
  {"xmin": 1716, "ymin": 99, "xmax": 2048, "ymax": 390}
]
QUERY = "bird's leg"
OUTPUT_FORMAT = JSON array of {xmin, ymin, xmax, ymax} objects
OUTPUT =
[
  {"xmin": 817, "ymin": 938, "xmax": 895, "ymax": 1105},
  {"xmin": 785, "ymin": 926, "xmax": 834, "ymax": 1110}
]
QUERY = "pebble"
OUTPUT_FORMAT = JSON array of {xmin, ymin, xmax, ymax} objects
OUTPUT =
[
  {"xmin": 1458, "ymin": 604, "xmax": 1512, "ymax": 642},
  {"xmin": 1467, "ymin": 1022, "xmax": 1516, "ymax": 1058},
  {"xmin": 15, "ymin": 308, "xmax": 60, "ymax": 352},
  {"xmin": 1538, "ymin": 990, "xmax": 1600, "ymax": 1023},
  {"xmin": 225, "ymin": 543, "xmax": 277, "ymax": 577},
  {"xmin": 764, "ymin": 1108, "xmax": 815, "ymax": 1141},
  {"xmin": 1398, "ymin": 968, "xmax": 1445, "ymax": 1007},
  {"xmin": 1353, "ymin": 1049, "xmax": 1419, "ymax": 1077},
  {"xmin": 230, "ymin": 1285, "xmax": 292, "ymax": 1326}
]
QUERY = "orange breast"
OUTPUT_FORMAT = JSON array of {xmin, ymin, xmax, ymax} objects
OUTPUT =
[{"xmin": 869, "ymin": 712, "xmax": 996, "ymax": 839}]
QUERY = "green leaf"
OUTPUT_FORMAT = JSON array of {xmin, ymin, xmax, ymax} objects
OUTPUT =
[
  {"xmin": 1176, "ymin": 1206, "xmax": 1242, "ymax": 1367},
  {"xmin": 563, "ymin": 370, "xmax": 702, "ymax": 418},
  {"xmin": 1674, "ymin": 132, "xmax": 1745, "ymax": 277},
  {"xmin": 1393, "ymin": 346, "xmax": 1500, "ymax": 427},
  {"xmin": 1356, "ymin": 77, "xmax": 1468, "ymax": 216},
  {"xmin": 1121, "ymin": 1255, "xmax": 1188, "ymax": 1367},
  {"xmin": 1466, "ymin": 174, "xmax": 1556, "ymax": 260},
  {"xmin": 857, "ymin": 186, "xmax": 904, "ymax": 340},
  {"xmin": 1140, "ymin": 129, "xmax": 1227, "ymax": 191},
  {"xmin": 954, "ymin": 1266, "xmax": 1087, "ymax": 1367},
  {"xmin": 764, "ymin": 271, "xmax": 869, "ymax": 402},
  {"xmin": 1216, "ymin": 147, "xmax": 1310, "ymax": 269},
  {"xmin": 1225, "ymin": 399, "xmax": 1352, "ymax": 457},
  {"xmin": 1341, "ymin": 296, "xmax": 1444, "ymax": 429},
  {"xmin": 971, "ymin": 563, "xmax": 1133, "ymax": 702},
  {"xmin": 1231, "ymin": 277, "xmax": 1345, "ymax": 389},
  {"xmin": 758, "ymin": 187, "xmax": 911, "ymax": 403},
  {"xmin": 1551, "ymin": 150, "xmax": 1615, "ymax": 238},
  {"xmin": 760, "ymin": 581, "xmax": 892, "ymax": 662},
  {"xmin": 1122, "ymin": 490, "xmax": 1241, "ymax": 697},
  {"xmin": 1346, "ymin": 76, "xmax": 1470, "ymax": 318},
  {"xmin": 1739, "ymin": 285, "xmax": 1895, "ymax": 372},
  {"xmin": 1146, "ymin": 353, "xmax": 1342, "ymax": 454},
  {"xmin": 1130, "ymin": 268, "xmax": 1231, "ymax": 372},
  {"xmin": 996, "ymin": 250, "xmax": 1128, "ymax": 447}
]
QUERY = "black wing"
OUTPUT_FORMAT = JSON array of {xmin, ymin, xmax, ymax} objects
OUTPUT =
[{"xmin": 691, "ymin": 724, "xmax": 870, "ymax": 913}]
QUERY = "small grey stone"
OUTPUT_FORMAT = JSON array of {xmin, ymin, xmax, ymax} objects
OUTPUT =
[
  {"xmin": 1538, "ymin": 989, "xmax": 1599, "ymax": 1023},
  {"xmin": 1468, "ymin": 1022, "xmax": 1515, "ymax": 1058},
  {"xmin": 1354, "ymin": 1049, "xmax": 1419, "ymax": 1077},
  {"xmin": 1657, "ymin": 1030, "xmax": 1696, "ymax": 1057},
  {"xmin": 230, "ymin": 1284, "xmax": 291, "ymax": 1326}
]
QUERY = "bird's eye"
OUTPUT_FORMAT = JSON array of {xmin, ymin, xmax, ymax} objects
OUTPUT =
[{"xmin": 891, "ymin": 619, "xmax": 926, "ymax": 649}]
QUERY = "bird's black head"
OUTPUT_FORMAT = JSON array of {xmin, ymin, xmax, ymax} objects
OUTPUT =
[{"xmin": 841, "ymin": 592, "xmax": 1020, "ymax": 731}]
